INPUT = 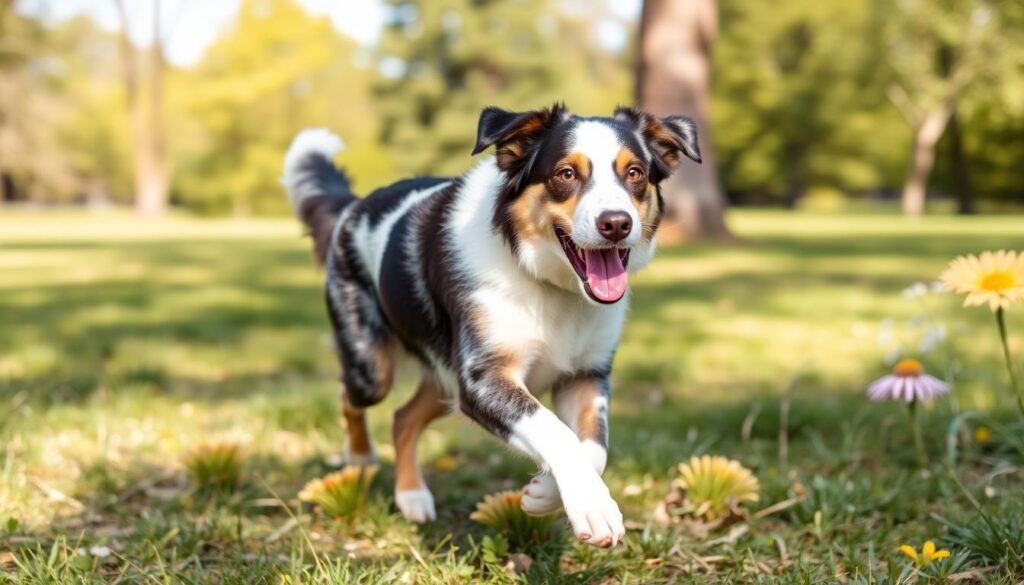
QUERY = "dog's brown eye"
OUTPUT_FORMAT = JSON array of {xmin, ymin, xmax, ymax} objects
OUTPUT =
[
  {"xmin": 626, "ymin": 166, "xmax": 645, "ymax": 181},
  {"xmin": 558, "ymin": 168, "xmax": 576, "ymax": 182}
]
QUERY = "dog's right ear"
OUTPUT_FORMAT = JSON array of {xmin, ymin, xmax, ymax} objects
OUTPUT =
[{"xmin": 472, "ymin": 104, "xmax": 566, "ymax": 172}]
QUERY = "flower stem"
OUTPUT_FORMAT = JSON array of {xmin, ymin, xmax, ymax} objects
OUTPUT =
[
  {"xmin": 909, "ymin": 401, "xmax": 928, "ymax": 468},
  {"xmin": 995, "ymin": 307, "xmax": 1024, "ymax": 415}
]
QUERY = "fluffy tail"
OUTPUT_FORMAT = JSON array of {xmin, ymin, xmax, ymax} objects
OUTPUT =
[{"xmin": 282, "ymin": 128, "xmax": 357, "ymax": 263}]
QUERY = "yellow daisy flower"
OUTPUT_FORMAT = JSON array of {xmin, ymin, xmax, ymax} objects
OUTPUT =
[
  {"xmin": 898, "ymin": 540, "xmax": 950, "ymax": 567},
  {"xmin": 299, "ymin": 466, "xmax": 377, "ymax": 518},
  {"xmin": 674, "ymin": 455, "xmax": 759, "ymax": 520},
  {"xmin": 469, "ymin": 490, "xmax": 556, "ymax": 546},
  {"xmin": 940, "ymin": 250, "xmax": 1024, "ymax": 312}
]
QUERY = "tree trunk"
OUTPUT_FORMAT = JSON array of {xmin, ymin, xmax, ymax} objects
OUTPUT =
[
  {"xmin": 136, "ymin": 4, "xmax": 168, "ymax": 217},
  {"xmin": 114, "ymin": 0, "xmax": 169, "ymax": 217},
  {"xmin": 901, "ymin": 105, "xmax": 952, "ymax": 217},
  {"xmin": 784, "ymin": 144, "xmax": 804, "ymax": 210},
  {"xmin": 637, "ymin": 0, "xmax": 731, "ymax": 241},
  {"xmin": 947, "ymin": 109, "xmax": 974, "ymax": 215},
  {"xmin": 0, "ymin": 173, "xmax": 13, "ymax": 203}
]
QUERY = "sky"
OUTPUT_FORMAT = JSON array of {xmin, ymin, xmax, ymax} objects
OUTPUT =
[{"xmin": 16, "ymin": 0, "xmax": 642, "ymax": 68}]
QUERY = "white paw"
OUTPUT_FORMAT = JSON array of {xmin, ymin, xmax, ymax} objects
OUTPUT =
[
  {"xmin": 396, "ymin": 487, "xmax": 436, "ymax": 524},
  {"xmin": 343, "ymin": 438, "xmax": 377, "ymax": 467},
  {"xmin": 560, "ymin": 475, "xmax": 625, "ymax": 548},
  {"xmin": 520, "ymin": 473, "xmax": 562, "ymax": 516}
]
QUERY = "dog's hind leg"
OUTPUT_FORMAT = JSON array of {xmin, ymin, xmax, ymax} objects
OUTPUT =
[
  {"xmin": 340, "ymin": 393, "xmax": 377, "ymax": 466},
  {"xmin": 325, "ymin": 251, "xmax": 397, "ymax": 465},
  {"xmin": 393, "ymin": 374, "xmax": 449, "ymax": 523}
]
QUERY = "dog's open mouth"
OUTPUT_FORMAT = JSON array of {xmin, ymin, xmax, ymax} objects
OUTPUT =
[{"xmin": 555, "ymin": 225, "xmax": 630, "ymax": 304}]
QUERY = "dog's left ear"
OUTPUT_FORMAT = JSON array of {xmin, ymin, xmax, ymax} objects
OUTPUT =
[
  {"xmin": 472, "ymin": 104, "xmax": 566, "ymax": 172},
  {"xmin": 615, "ymin": 106, "xmax": 701, "ymax": 184}
]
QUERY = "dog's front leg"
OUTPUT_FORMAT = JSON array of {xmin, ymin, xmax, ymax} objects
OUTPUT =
[
  {"xmin": 458, "ymin": 364, "xmax": 623, "ymax": 547},
  {"xmin": 521, "ymin": 375, "xmax": 610, "ymax": 517}
]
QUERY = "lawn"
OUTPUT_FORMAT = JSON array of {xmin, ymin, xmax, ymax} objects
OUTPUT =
[{"xmin": 1, "ymin": 211, "xmax": 1022, "ymax": 583}]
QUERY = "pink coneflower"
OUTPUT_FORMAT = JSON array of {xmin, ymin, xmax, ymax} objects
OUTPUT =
[{"xmin": 867, "ymin": 359, "xmax": 949, "ymax": 403}]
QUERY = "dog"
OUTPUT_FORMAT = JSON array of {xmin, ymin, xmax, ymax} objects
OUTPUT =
[{"xmin": 282, "ymin": 104, "xmax": 700, "ymax": 547}]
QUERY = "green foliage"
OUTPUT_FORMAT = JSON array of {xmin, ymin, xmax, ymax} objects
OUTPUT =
[
  {"xmin": 4, "ymin": 0, "xmax": 1023, "ymax": 213},
  {"xmin": 934, "ymin": 503, "xmax": 1024, "ymax": 577},
  {"xmin": 714, "ymin": 0, "xmax": 907, "ymax": 203},
  {"xmin": 173, "ymin": 0, "xmax": 386, "ymax": 214},
  {"xmin": 374, "ymin": 0, "xmax": 632, "ymax": 177}
]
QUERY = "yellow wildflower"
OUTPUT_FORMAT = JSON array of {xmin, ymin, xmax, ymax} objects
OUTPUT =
[
  {"xmin": 675, "ymin": 455, "xmax": 759, "ymax": 520},
  {"xmin": 974, "ymin": 426, "xmax": 991, "ymax": 445},
  {"xmin": 898, "ymin": 541, "xmax": 950, "ymax": 567},
  {"xmin": 433, "ymin": 455, "xmax": 459, "ymax": 472},
  {"xmin": 940, "ymin": 250, "xmax": 1024, "ymax": 312},
  {"xmin": 299, "ymin": 466, "xmax": 377, "ymax": 518}
]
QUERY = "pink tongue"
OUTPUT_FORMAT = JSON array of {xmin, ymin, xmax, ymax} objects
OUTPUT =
[{"xmin": 584, "ymin": 249, "xmax": 628, "ymax": 302}]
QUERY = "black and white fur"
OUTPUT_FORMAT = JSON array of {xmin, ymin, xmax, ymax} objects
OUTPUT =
[{"xmin": 282, "ymin": 105, "xmax": 700, "ymax": 547}]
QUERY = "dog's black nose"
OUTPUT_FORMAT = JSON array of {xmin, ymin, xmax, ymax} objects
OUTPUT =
[{"xmin": 597, "ymin": 211, "xmax": 632, "ymax": 243}]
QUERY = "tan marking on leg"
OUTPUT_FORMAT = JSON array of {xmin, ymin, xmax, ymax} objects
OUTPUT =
[
  {"xmin": 341, "ymin": 392, "xmax": 374, "ymax": 458},
  {"xmin": 553, "ymin": 378, "xmax": 605, "ymax": 442},
  {"xmin": 393, "ymin": 376, "xmax": 449, "ymax": 491}
]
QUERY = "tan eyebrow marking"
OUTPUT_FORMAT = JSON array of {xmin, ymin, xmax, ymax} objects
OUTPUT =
[{"xmin": 615, "ymin": 147, "xmax": 642, "ymax": 176}]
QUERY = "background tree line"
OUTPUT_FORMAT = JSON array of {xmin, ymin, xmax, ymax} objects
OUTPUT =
[{"xmin": 1, "ymin": 0, "xmax": 1021, "ymax": 234}]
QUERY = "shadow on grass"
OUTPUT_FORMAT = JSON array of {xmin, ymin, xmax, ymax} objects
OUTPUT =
[{"xmin": 2, "ymin": 227, "xmax": 982, "ymax": 406}]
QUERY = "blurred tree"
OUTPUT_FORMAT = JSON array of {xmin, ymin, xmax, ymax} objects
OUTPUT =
[
  {"xmin": 51, "ymin": 17, "xmax": 132, "ymax": 205},
  {"xmin": 375, "ymin": 0, "xmax": 631, "ymax": 178},
  {"xmin": 178, "ymin": 0, "xmax": 382, "ymax": 215},
  {"xmin": 884, "ymin": 0, "xmax": 1014, "ymax": 216},
  {"xmin": 712, "ymin": 0, "xmax": 906, "ymax": 208},
  {"xmin": 637, "ymin": 0, "xmax": 730, "ymax": 240},
  {"xmin": 112, "ymin": 0, "xmax": 171, "ymax": 216},
  {"xmin": 0, "ymin": 5, "xmax": 76, "ymax": 202}
]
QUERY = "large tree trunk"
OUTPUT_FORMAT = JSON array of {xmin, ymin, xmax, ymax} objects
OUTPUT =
[
  {"xmin": 637, "ymin": 0, "xmax": 731, "ymax": 241},
  {"xmin": 114, "ymin": 0, "xmax": 169, "ymax": 217},
  {"xmin": 136, "ymin": 6, "xmax": 168, "ymax": 217},
  {"xmin": 901, "ymin": 105, "xmax": 952, "ymax": 217},
  {"xmin": 946, "ymin": 109, "xmax": 975, "ymax": 215}
]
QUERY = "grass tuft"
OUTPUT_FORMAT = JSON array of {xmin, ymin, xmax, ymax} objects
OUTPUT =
[
  {"xmin": 298, "ymin": 466, "xmax": 377, "ymax": 520},
  {"xmin": 182, "ymin": 441, "xmax": 246, "ymax": 494}
]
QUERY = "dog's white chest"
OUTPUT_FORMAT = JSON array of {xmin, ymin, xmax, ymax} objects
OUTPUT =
[{"xmin": 471, "ymin": 281, "xmax": 627, "ymax": 393}]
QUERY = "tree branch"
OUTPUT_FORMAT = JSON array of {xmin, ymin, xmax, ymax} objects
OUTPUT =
[{"xmin": 886, "ymin": 83, "xmax": 920, "ymax": 125}]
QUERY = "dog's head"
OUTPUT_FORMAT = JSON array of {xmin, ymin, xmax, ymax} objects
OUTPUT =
[{"xmin": 473, "ymin": 104, "xmax": 701, "ymax": 305}]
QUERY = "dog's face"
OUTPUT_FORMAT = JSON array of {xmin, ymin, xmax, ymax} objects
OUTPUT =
[{"xmin": 473, "ymin": 104, "xmax": 701, "ymax": 305}]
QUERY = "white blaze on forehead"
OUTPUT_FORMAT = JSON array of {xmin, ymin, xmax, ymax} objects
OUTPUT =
[
  {"xmin": 569, "ymin": 121, "xmax": 623, "ymax": 172},
  {"xmin": 569, "ymin": 121, "xmax": 641, "ymax": 247}
]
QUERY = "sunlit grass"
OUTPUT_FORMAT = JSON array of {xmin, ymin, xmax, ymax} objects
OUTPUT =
[{"xmin": 0, "ymin": 210, "xmax": 1021, "ymax": 583}]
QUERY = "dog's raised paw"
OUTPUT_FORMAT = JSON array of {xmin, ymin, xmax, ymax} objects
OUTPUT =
[
  {"xmin": 520, "ymin": 474, "xmax": 561, "ymax": 516},
  {"xmin": 563, "ymin": 486, "xmax": 625, "ymax": 548},
  {"xmin": 395, "ymin": 488, "xmax": 436, "ymax": 523}
]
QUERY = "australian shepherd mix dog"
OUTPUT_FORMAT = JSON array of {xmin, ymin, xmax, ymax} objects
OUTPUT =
[{"xmin": 282, "ymin": 104, "xmax": 700, "ymax": 547}]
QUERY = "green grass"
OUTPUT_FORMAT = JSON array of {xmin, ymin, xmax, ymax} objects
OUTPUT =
[{"xmin": 1, "ymin": 210, "xmax": 1023, "ymax": 583}]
